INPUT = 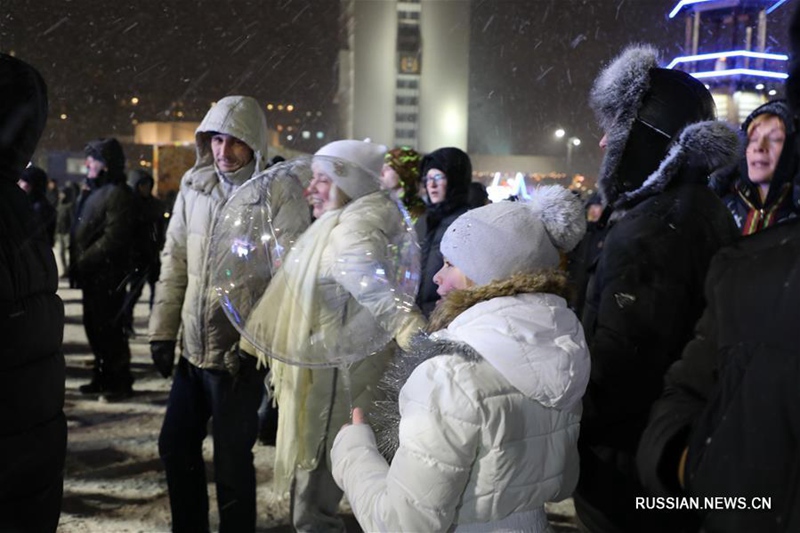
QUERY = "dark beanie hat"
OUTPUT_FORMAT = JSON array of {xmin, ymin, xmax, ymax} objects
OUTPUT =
[
  {"xmin": 420, "ymin": 147, "xmax": 472, "ymax": 205},
  {"xmin": 19, "ymin": 165, "xmax": 48, "ymax": 195}
]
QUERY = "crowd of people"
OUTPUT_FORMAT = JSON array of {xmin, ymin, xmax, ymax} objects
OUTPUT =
[{"xmin": 2, "ymin": 5, "xmax": 800, "ymax": 532}]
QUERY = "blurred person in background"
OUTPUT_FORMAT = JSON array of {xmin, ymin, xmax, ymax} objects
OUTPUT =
[
  {"xmin": 380, "ymin": 147, "xmax": 426, "ymax": 223},
  {"xmin": 55, "ymin": 182, "xmax": 78, "ymax": 279},
  {"xmin": 18, "ymin": 164, "xmax": 56, "ymax": 247},
  {"xmin": 467, "ymin": 180, "xmax": 490, "ymax": 208},
  {"xmin": 121, "ymin": 169, "xmax": 167, "ymax": 336},
  {"xmin": 71, "ymin": 137, "xmax": 136, "ymax": 402},
  {"xmin": 415, "ymin": 147, "xmax": 473, "ymax": 318}
]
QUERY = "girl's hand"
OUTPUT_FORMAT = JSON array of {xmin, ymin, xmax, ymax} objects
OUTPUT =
[{"xmin": 341, "ymin": 407, "xmax": 366, "ymax": 430}]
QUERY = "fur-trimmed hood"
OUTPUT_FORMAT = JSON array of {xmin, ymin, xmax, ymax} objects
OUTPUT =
[
  {"xmin": 372, "ymin": 271, "xmax": 589, "ymax": 459},
  {"xmin": 432, "ymin": 272, "xmax": 589, "ymax": 407},
  {"xmin": 614, "ymin": 120, "xmax": 740, "ymax": 211},
  {"xmin": 590, "ymin": 44, "xmax": 734, "ymax": 211},
  {"xmin": 428, "ymin": 270, "xmax": 570, "ymax": 331}
]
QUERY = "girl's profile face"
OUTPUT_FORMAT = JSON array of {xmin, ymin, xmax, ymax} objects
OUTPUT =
[{"xmin": 433, "ymin": 258, "xmax": 472, "ymax": 297}]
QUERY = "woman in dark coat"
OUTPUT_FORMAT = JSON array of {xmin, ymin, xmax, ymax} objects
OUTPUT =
[
  {"xmin": 636, "ymin": 10, "xmax": 800, "ymax": 532},
  {"xmin": 414, "ymin": 147, "xmax": 472, "ymax": 317},
  {"xmin": 715, "ymin": 100, "xmax": 798, "ymax": 234},
  {"xmin": 0, "ymin": 53, "xmax": 66, "ymax": 533}
]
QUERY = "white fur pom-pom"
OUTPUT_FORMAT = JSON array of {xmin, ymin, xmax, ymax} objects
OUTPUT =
[{"xmin": 528, "ymin": 185, "xmax": 587, "ymax": 253}]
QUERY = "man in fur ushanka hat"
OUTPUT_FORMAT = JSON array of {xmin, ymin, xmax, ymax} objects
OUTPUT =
[{"xmin": 573, "ymin": 44, "xmax": 741, "ymax": 533}]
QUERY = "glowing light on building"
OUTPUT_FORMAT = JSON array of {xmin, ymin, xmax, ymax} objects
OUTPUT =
[
  {"xmin": 665, "ymin": 50, "xmax": 788, "ymax": 69},
  {"xmin": 669, "ymin": 0, "xmax": 788, "ymax": 19},
  {"xmin": 688, "ymin": 68, "xmax": 788, "ymax": 80}
]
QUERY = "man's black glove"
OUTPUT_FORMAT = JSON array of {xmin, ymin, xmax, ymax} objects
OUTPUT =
[{"xmin": 151, "ymin": 340, "xmax": 176, "ymax": 378}]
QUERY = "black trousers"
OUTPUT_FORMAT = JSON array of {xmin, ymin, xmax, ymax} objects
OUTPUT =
[
  {"xmin": 159, "ymin": 355, "xmax": 266, "ymax": 533},
  {"xmin": 81, "ymin": 281, "xmax": 132, "ymax": 390}
]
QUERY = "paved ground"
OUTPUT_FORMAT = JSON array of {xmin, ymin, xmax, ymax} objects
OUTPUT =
[{"xmin": 57, "ymin": 278, "xmax": 578, "ymax": 532}]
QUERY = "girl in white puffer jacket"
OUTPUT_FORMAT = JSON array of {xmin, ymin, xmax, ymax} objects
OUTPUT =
[{"xmin": 331, "ymin": 186, "xmax": 592, "ymax": 532}]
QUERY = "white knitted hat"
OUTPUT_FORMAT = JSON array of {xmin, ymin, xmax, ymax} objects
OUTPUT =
[
  {"xmin": 313, "ymin": 140, "xmax": 386, "ymax": 200},
  {"xmin": 440, "ymin": 185, "xmax": 587, "ymax": 286}
]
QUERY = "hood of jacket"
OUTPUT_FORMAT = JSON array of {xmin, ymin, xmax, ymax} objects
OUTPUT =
[
  {"xmin": 194, "ymin": 95, "xmax": 268, "ymax": 176},
  {"xmin": 0, "ymin": 53, "xmax": 47, "ymax": 184},
  {"xmin": 420, "ymin": 146, "xmax": 472, "ymax": 215},
  {"xmin": 85, "ymin": 137, "xmax": 127, "ymax": 185},
  {"xmin": 426, "ymin": 271, "xmax": 589, "ymax": 412}
]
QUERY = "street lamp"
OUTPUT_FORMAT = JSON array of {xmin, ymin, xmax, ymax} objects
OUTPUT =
[
  {"xmin": 566, "ymin": 136, "xmax": 581, "ymax": 176},
  {"xmin": 556, "ymin": 129, "xmax": 581, "ymax": 175}
]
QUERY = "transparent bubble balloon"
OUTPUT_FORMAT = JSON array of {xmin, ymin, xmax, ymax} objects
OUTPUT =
[{"xmin": 210, "ymin": 155, "xmax": 421, "ymax": 368}]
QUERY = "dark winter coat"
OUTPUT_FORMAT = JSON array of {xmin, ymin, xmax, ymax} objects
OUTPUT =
[
  {"xmin": 577, "ymin": 176, "xmax": 738, "ymax": 525},
  {"xmin": 71, "ymin": 167, "xmax": 135, "ymax": 289},
  {"xmin": 415, "ymin": 147, "xmax": 472, "ymax": 317},
  {"xmin": 0, "ymin": 53, "xmax": 66, "ymax": 533},
  {"xmin": 131, "ymin": 194, "xmax": 167, "ymax": 271},
  {"xmin": 575, "ymin": 43, "xmax": 742, "ymax": 532},
  {"xmin": 56, "ymin": 194, "xmax": 74, "ymax": 235},
  {"xmin": 715, "ymin": 100, "xmax": 798, "ymax": 235},
  {"xmin": 636, "ymin": 219, "xmax": 800, "ymax": 533},
  {"xmin": 566, "ymin": 220, "xmax": 607, "ymax": 316},
  {"xmin": 415, "ymin": 204, "xmax": 469, "ymax": 317}
]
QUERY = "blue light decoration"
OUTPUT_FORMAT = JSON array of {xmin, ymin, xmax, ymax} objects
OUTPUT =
[
  {"xmin": 689, "ymin": 68, "xmax": 788, "ymax": 79},
  {"xmin": 666, "ymin": 50, "xmax": 789, "ymax": 69},
  {"xmin": 666, "ymin": 51, "xmax": 789, "ymax": 81},
  {"xmin": 669, "ymin": 0, "xmax": 713, "ymax": 19},
  {"xmin": 669, "ymin": 0, "xmax": 789, "ymax": 19},
  {"xmin": 765, "ymin": 0, "xmax": 790, "ymax": 14}
]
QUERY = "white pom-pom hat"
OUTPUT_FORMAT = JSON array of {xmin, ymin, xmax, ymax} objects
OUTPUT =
[
  {"xmin": 313, "ymin": 139, "xmax": 386, "ymax": 200},
  {"xmin": 440, "ymin": 185, "xmax": 587, "ymax": 286}
]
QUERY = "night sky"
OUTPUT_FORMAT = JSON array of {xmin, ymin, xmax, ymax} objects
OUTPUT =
[{"xmin": 4, "ymin": 0, "xmax": 796, "ymax": 177}]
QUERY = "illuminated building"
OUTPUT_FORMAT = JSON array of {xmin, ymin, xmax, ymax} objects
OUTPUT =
[
  {"xmin": 337, "ymin": 0, "xmax": 470, "ymax": 151},
  {"xmin": 667, "ymin": 0, "xmax": 790, "ymax": 124}
]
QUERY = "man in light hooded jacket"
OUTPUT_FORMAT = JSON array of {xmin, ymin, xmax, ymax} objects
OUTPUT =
[{"xmin": 148, "ymin": 95, "xmax": 310, "ymax": 532}]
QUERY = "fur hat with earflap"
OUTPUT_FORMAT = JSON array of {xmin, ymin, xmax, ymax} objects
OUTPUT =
[
  {"xmin": 314, "ymin": 140, "xmax": 386, "ymax": 201},
  {"xmin": 440, "ymin": 185, "xmax": 586, "ymax": 286},
  {"xmin": 590, "ymin": 44, "xmax": 738, "ymax": 211}
]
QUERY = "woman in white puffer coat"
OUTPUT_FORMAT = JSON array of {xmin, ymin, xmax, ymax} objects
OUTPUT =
[{"xmin": 331, "ymin": 186, "xmax": 591, "ymax": 532}]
